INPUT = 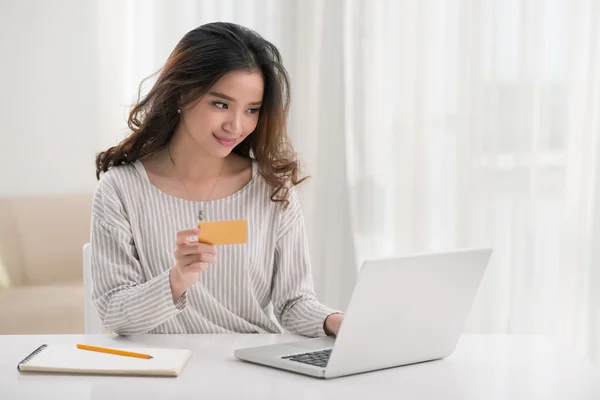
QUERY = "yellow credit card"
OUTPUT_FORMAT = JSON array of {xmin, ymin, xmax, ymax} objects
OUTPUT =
[{"xmin": 197, "ymin": 220, "xmax": 248, "ymax": 245}]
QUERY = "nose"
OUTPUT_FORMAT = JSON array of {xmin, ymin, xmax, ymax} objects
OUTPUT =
[{"xmin": 223, "ymin": 112, "xmax": 244, "ymax": 136}]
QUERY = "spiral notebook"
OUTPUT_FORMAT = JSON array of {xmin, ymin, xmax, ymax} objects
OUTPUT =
[{"xmin": 17, "ymin": 344, "xmax": 193, "ymax": 377}]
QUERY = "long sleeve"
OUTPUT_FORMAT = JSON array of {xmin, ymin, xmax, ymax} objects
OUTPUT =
[
  {"xmin": 271, "ymin": 189, "xmax": 340, "ymax": 337},
  {"xmin": 90, "ymin": 177, "xmax": 187, "ymax": 335}
]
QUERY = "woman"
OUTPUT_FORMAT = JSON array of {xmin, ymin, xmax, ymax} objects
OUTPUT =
[{"xmin": 91, "ymin": 22, "xmax": 344, "ymax": 337}]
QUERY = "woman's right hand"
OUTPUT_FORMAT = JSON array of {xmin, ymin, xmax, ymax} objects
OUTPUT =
[{"xmin": 169, "ymin": 228, "xmax": 217, "ymax": 303}]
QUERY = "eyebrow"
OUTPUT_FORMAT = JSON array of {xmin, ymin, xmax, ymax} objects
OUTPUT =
[{"xmin": 208, "ymin": 91, "xmax": 262, "ymax": 106}]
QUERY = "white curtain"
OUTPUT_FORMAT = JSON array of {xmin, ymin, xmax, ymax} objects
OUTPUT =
[
  {"xmin": 344, "ymin": 0, "xmax": 600, "ymax": 364},
  {"xmin": 97, "ymin": 0, "xmax": 600, "ymax": 364}
]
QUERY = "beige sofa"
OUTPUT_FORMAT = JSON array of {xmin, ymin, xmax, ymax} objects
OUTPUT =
[{"xmin": 0, "ymin": 194, "xmax": 93, "ymax": 334}]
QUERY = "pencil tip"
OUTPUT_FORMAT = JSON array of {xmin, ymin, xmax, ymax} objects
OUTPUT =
[{"xmin": 149, "ymin": 356, "xmax": 154, "ymax": 359}]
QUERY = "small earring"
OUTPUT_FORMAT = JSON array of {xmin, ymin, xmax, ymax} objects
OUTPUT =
[{"xmin": 177, "ymin": 108, "xmax": 181, "ymax": 114}]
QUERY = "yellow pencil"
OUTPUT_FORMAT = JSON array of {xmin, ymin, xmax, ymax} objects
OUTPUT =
[{"xmin": 77, "ymin": 344, "xmax": 153, "ymax": 359}]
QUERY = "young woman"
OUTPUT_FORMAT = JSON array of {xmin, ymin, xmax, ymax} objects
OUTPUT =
[{"xmin": 91, "ymin": 22, "xmax": 344, "ymax": 337}]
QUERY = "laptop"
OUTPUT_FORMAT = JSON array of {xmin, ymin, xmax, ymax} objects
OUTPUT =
[{"xmin": 234, "ymin": 247, "xmax": 493, "ymax": 379}]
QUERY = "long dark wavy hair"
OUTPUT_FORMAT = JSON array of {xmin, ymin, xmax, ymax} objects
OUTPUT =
[{"xmin": 95, "ymin": 22, "xmax": 306, "ymax": 207}]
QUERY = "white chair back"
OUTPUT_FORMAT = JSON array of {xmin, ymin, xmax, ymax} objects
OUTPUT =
[{"xmin": 83, "ymin": 243, "xmax": 104, "ymax": 334}]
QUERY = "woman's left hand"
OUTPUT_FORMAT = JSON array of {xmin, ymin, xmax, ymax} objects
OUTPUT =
[{"xmin": 324, "ymin": 313, "xmax": 344, "ymax": 336}]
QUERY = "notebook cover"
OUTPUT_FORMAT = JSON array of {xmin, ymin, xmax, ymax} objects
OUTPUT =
[{"xmin": 17, "ymin": 344, "xmax": 192, "ymax": 377}]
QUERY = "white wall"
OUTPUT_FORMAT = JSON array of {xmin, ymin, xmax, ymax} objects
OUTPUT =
[{"xmin": 0, "ymin": 0, "xmax": 99, "ymax": 196}]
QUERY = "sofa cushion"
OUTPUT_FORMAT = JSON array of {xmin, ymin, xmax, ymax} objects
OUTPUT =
[
  {"xmin": 0, "ymin": 198, "xmax": 25, "ymax": 286},
  {"xmin": 0, "ymin": 194, "xmax": 93, "ymax": 286},
  {"xmin": 0, "ymin": 283, "xmax": 85, "ymax": 334}
]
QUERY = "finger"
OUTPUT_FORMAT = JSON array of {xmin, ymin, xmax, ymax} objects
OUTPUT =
[
  {"xmin": 175, "ymin": 243, "xmax": 217, "ymax": 257},
  {"xmin": 185, "ymin": 262, "xmax": 210, "ymax": 273},
  {"xmin": 182, "ymin": 253, "xmax": 216, "ymax": 266},
  {"xmin": 176, "ymin": 228, "xmax": 200, "ymax": 245}
]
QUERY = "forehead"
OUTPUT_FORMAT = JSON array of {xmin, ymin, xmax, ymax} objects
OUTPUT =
[{"xmin": 210, "ymin": 71, "xmax": 264, "ymax": 100}]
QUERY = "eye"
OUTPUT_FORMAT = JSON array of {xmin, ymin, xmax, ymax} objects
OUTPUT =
[
  {"xmin": 212, "ymin": 101, "xmax": 228, "ymax": 109},
  {"xmin": 248, "ymin": 107, "xmax": 261, "ymax": 114}
]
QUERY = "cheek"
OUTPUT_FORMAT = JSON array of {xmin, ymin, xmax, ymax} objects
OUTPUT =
[
  {"xmin": 244, "ymin": 117, "xmax": 259, "ymax": 135},
  {"xmin": 191, "ymin": 108, "xmax": 220, "ymax": 131}
]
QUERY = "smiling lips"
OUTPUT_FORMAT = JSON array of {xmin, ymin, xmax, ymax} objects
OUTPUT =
[{"xmin": 213, "ymin": 133, "xmax": 237, "ymax": 147}]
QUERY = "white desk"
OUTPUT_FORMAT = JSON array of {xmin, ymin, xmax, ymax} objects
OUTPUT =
[{"xmin": 1, "ymin": 333, "xmax": 599, "ymax": 399}]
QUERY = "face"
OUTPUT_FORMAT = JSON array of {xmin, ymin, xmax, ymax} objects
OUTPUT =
[{"xmin": 179, "ymin": 70, "xmax": 264, "ymax": 158}]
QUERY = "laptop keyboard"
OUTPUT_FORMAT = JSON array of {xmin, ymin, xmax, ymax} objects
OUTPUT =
[{"xmin": 281, "ymin": 349, "xmax": 332, "ymax": 368}]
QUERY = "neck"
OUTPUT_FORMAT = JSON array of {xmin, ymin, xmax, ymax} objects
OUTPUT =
[{"xmin": 167, "ymin": 128, "xmax": 225, "ymax": 181}]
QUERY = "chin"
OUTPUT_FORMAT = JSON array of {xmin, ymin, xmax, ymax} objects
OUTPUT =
[{"xmin": 210, "ymin": 146, "xmax": 237, "ymax": 159}]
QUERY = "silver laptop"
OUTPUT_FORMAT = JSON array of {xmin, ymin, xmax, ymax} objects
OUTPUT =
[{"xmin": 234, "ymin": 247, "xmax": 493, "ymax": 379}]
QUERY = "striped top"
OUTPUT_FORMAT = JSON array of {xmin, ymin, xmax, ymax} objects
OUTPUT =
[{"xmin": 90, "ymin": 159, "xmax": 338, "ymax": 337}]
